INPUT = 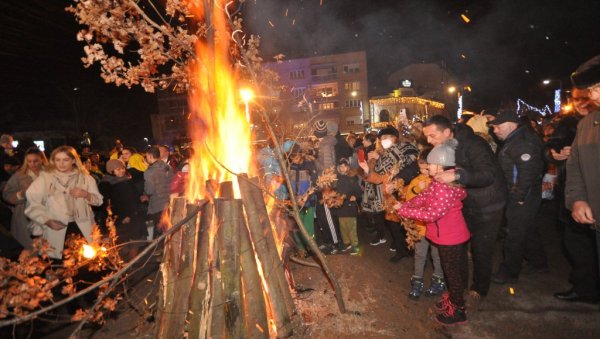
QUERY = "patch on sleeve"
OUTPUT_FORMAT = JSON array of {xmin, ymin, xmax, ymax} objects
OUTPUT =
[{"xmin": 520, "ymin": 153, "xmax": 531, "ymax": 161}]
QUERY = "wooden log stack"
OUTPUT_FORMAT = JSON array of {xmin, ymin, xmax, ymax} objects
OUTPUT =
[{"xmin": 156, "ymin": 176, "xmax": 295, "ymax": 338}]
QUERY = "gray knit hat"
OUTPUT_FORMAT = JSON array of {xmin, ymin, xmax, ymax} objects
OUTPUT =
[
  {"xmin": 106, "ymin": 159, "xmax": 125, "ymax": 174},
  {"xmin": 427, "ymin": 139, "xmax": 458, "ymax": 167}
]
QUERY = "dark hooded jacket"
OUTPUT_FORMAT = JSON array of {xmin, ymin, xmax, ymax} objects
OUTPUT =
[{"xmin": 453, "ymin": 124, "xmax": 507, "ymax": 211}]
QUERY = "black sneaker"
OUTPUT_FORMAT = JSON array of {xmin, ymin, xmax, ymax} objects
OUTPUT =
[
  {"xmin": 491, "ymin": 271, "xmax": 518, "ymax": 285},
  {"xmin": 521, "ymin": 264, "xmax": 550, "ymax": 275},
  {"xmin": 389, "ymin": 252, "xmax": 409, "ymax": 263},
  {"xmin": 369, "ymin": 238, "xmax": 387, "ymax": 246},
  {"xmin": 435, "ymin": 302, "xmax": 467, "ymax": 326}
]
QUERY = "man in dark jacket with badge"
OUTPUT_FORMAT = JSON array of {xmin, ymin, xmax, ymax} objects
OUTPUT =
[
  {"xmin": 423, "ymin": 116, "xmax": 507, "ymax": 302},
  {"xmin": 489, "ymin": 110, "xmax": 547, "ymax": 284}
]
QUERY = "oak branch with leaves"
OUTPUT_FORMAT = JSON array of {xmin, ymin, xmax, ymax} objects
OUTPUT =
[{"xmin": 66, "ymin": 0, "xmax": 264, "ymax": 93}]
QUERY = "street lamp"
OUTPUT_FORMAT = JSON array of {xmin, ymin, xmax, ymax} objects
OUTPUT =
[
  {"xmin": 447, "ymin": 86, "xmax": 457, "ymax": 94},
  {"xmin": 239, "ymin": 88, "xmax": 255, "ymax": 122}
]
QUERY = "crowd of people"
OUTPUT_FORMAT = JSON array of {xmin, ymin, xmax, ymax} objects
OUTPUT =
[
  {"xmin": 257, "ymin": 55, "xmax": 600, "ymax": 325},
  {"xmin": 0, "ymin": 140, "xmax": 191, "ymax": 262},
  {"xmin": 1, "ymin": 55, "xmax": 600, "ymax": 327}
]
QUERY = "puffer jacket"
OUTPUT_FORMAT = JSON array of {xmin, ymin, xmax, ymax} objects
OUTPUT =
[
  {"xmin": 144, "ymin": 160, "xmax": 174, "ymax": 214},
  {"xmin": 289, "ymin": 159, "xmax": 318, "ymax": 209},
  {"xmin": 333, "ymin": 172, "xmax": 362, "ymax": 217},
  {"xmin": 316, "ymin": 136, "xmax": 337, "ymax": 173},
  {"xmin": 497, "ymin": 125, "xmax": 544, "ymax": 203},
  {"xmin": 404, "ymin": 173, "xmax": 431, "ymax": 236},
  {"xmin": 453, "ymin": 124, "xmax": 507, "ymax": 212},
  {"xmin": 398, "ymin": 180, "xmax": 469, "ymax": 246}
]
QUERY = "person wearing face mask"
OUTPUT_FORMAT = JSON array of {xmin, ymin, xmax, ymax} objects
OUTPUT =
[{"xmin": 359, "ymin": 126, "xmax": 419, "ymax": 262}]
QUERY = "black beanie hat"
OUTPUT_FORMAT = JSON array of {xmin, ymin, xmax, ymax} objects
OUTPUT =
[
  {"xmin": 377, "ymin": 126, "xmax": 399, "ymax": 139},
  {"xmin": 571, "ymin": 54, "xmax": 600, "ymax": 89}
]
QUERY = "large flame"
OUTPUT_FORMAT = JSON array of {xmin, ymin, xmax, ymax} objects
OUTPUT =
[
  {"xmin": 186, "ymin": 1, "xmax": 252, "ymax": 201},
  {"xmin": 185, "ymin": 1, "xmax": 276, "ymax": 336}
]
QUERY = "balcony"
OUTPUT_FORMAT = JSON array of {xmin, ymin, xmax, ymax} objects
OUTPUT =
[{"xmin": 311, "ymin": 73, "xmax": 338, "ymax": 83}]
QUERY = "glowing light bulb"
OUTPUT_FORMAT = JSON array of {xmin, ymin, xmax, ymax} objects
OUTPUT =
[
  {"xmin": 239, "ymin": 88, "xmax": 255, "ymax": 102},
  {"xmin": 82, "ymin": 244, "xmax": 97, "ymax": 259}
]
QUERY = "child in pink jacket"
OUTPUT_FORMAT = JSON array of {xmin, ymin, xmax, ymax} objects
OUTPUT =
[{"xmin": 397, "ymin": 139, "xmax": 470, "ymax": 326}]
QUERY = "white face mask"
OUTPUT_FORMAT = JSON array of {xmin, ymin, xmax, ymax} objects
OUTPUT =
[{"xmin": 381, "ymin": 139, "xmax": 394, "ymax": 149}]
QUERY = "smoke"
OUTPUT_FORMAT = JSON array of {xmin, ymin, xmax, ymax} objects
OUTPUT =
[{"xmin": 244, "ymin": 0, "xmax": 600, "ymax": 110}]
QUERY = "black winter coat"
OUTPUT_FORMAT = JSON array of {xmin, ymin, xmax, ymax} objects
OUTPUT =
[
  {"xmin": 454, "ymin": 124, "xmax": 507, "ymax": 211},
  {"xmin": 99, "ymin": 176, "xmax": 148, "ymax": 242},
  {"xmin": 497, "ymin": 125, "xmax": 544, "ymax": 203},
  {"xmin": 333, "ymin": 173, "xmax": 362, "ymax": 217}
]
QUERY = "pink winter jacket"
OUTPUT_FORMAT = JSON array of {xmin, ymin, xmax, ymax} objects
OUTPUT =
[{"xmin": 398, "ymin": 180, "xmax": 470, "ymax": 246}]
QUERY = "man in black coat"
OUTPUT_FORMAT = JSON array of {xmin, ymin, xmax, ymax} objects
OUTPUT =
[
  {"xmin": 548, "ymin": 95, "xmax": 599, "ymax": 303},
  {"xmin": 423, "ymin": 116, "xmax": 507, "ymax": 301},
  {"xmin": 489, "ymin": 110, "xmax": 547, "ymax": 284}
]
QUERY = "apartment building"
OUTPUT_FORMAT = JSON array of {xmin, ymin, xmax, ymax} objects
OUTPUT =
[{"xmin": 264, "ymin": 51, "xmax": 369, "ymax": 134}]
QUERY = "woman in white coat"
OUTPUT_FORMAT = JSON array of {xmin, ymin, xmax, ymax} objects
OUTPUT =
[
  {"xmin": 25, "ymin": 146, "xmax": 103, "ymax": 259},
  {"xmin": 2, "ymin": 147, "xmax": 48, "ymax": 249}
]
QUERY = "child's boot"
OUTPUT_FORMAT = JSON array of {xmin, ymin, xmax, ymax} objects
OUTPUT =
[
  {"xmin": 425, "ymin": 275, "xmax": 446, "ymax": 297},
  {"xmin": 435, "ymin": 301, "xmax": 467, "ymax": 326},
  {"xmin": 408, "ymin": 276, "xmax": 424, "ymax": 300}
]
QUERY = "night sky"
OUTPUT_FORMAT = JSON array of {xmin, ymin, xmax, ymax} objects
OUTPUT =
[{"xmin": 2, "ymin": 0, "xmax": 600, "ymax": 143}]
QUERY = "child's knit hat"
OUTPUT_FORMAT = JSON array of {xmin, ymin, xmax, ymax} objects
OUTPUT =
[{"xmin": 427, "ymin": 139, "xmax": 458, "ymax": 167}]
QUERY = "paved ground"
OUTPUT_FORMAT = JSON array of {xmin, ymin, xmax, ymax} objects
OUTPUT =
[
  {"xmin": 26, "ymin": 198, "xmax": 600, "ymax": 338},
  {"xmin": 290, "ymin": 199, "xmax": 600, "ymax": 338}
]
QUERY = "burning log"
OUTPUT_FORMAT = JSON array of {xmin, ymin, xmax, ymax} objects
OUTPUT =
[
  {"xmin": 186, "ymin": 201, "xmax": 213, "ymax": 338},
  {"xmin": 245, "ymin": 176, "xmax": 296, "ymax": 317},
  {"xmin": 239, "ymin": 211, "xmax": 269, "ymax": 338},
  {"xmin": 238, "ymin": 174, "xmax": 295, "ymax": 337},
  {"xmin": 215, "ymin": 199, "xmax": 244, "ymax": 338},
  {"xmin": 156, "ymin": 197, "xmax": 196, "ymax": 338}
]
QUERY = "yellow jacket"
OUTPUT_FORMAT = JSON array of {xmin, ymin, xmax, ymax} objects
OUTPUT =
[{"xmin": 404, "ymin": 174, "xmax": 431, "ymax": 236}]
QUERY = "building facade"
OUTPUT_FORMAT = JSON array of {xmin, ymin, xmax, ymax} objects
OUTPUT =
[
  {"xmin": 150, "ymin": 91, "xmax": 188, "ymax": 144},
  {"xmin": 369, "ymin": 94, "xmax": 446, "ymax": 129},
  {"xmin": 264, "ymin": 51, "xmax": 369, "ymax": 134}
]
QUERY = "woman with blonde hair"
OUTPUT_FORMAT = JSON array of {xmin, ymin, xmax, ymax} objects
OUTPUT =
[
  {"xmin": 25, "ymin": 146, "xmax": 103, "ymax": 259},
  {"xmin": 2, "ymin": 147, "xmax": 48, "ymax": 249}
]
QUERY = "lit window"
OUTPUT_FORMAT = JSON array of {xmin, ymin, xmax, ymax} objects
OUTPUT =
[
  {"xmin": 344, "ymin": 81, "xmax": 360, "ymax": 91},
  {"xmin": 318, "ymin": 102, "xmax": 336, "ymax": 110},
  {"xmin": 345, "ymin": 99, "xmax": 361, "ymax": 108},
  {"xmin": 289, "ymin": 70, "xmax": 305, "ymax": 80},
  {"xmin": 291, "ymin": 87, "xmax": 306, "ymax": 98},
  {"xmin": 343, "ymin": 63, "xmax": 360, "ymax": 74}
]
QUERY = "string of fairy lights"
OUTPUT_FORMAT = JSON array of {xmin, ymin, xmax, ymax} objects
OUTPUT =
[{"xmin": 516, "ymin": 98, "xmax": 553, "ymax": 117}]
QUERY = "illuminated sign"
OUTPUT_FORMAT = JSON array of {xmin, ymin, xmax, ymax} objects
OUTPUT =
[
  {"xmin": 401, "ymin": 79, "xmax": 412, "ymax": 88},
  {"xmin": 554, "ymin": 89, "xmax": 561, "ymax": 113}
]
